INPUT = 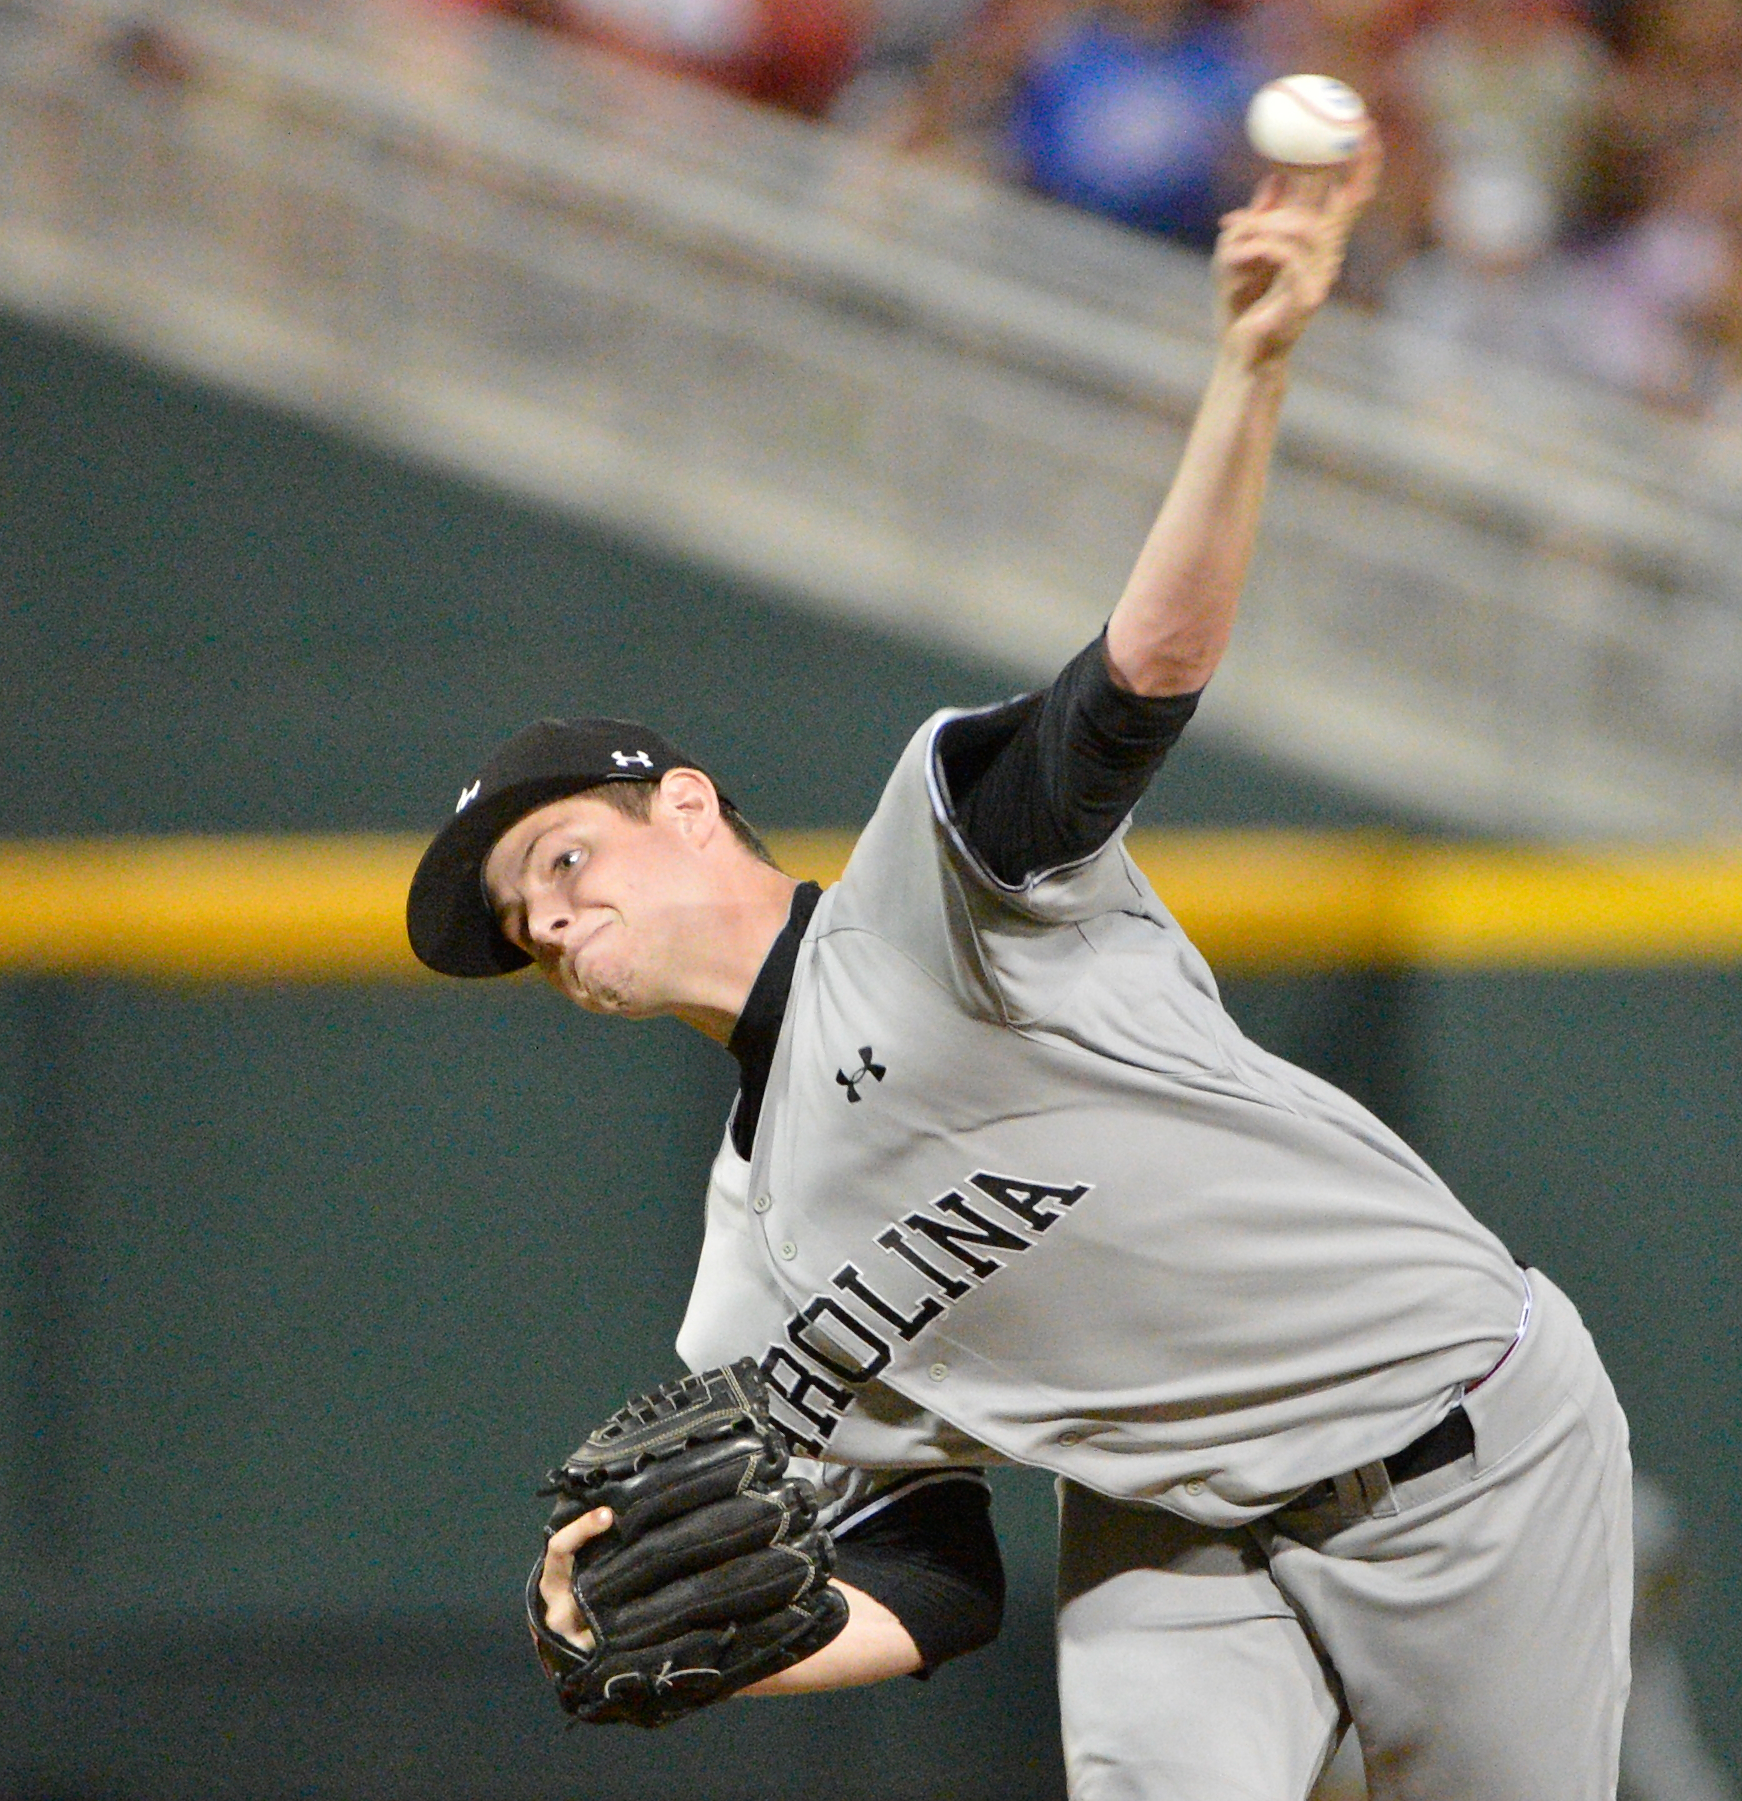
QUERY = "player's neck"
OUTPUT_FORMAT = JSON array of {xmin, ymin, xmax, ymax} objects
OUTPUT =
[{"xmin": 665, "ymin": 863, "xmax": 801, "ymax": 1047}]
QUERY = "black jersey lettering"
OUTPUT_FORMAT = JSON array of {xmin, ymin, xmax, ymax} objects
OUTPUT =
[
  {"xmin": 762, "ymin": 1345, "xmax": 853, "ymax": 1448},
  {"xmin": 832, "ymin": 1262, "xmax": 946, "ymax": 1341},
  {"xmin": 759, "ymin": 1170, "xmax": 1095, "ymax": 1448},
  {"xmin": 788, "ymin": 1296, "xmax": 894, "ymax": 1383},
  {"xmin": 903, "ymin": 1191, "xmax": 1031, "ymax": 1279},
  {"xmin": 968, "ymin": 1171, "xmax": 1092, "ymax": 1234},
  {"xmin": 877, "ymin": 1223, "xmax": 972, "ymax": 1299}
]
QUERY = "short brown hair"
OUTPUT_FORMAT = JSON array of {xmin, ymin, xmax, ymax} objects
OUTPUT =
[{"xmin": 591, "ymin": 777, "xmax": 779, "ymax": 869}]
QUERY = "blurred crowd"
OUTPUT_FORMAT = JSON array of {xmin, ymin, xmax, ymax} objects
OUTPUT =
[{"xmin": 433, "ymin": 0, "xmax": 1742, "ymax": 416}]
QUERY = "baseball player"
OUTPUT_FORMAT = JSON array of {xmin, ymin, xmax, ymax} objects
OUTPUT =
[{"xmin": 407, "ymin": 134, "xmax": 1632, "ymax": 1799}]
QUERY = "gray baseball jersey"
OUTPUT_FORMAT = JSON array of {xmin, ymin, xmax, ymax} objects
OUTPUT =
[{"xmin": 677, "ymin": 710, "xmax": 1528, "ymax": 1527}]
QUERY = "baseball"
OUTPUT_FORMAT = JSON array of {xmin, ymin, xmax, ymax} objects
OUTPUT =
[{"xmin": 1245, "ymin": 74, "xmax": 1367, "ymax": 166}]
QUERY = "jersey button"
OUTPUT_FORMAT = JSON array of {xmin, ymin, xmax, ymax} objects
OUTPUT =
[
  {"xmin": 752, "ymin": 1194, "xmax": 772, "ymax": 1215},
  {"xmin": 1057, "ymin": 1429, "xmax": 1082, "ymax": 1446},
  {"xmin": 1184, "ymin": 1479, "xmax": 1206, "ymax": 1496},
  {"xmin": 928, "ymin": 1362, "xmax": 949, "ymax": 1382},
  {"xmin": 779, "ymin": 1240, "xmax": 798, "ymax": 1261}
]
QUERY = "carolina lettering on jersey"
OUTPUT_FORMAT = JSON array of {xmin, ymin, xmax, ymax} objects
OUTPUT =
[{"xmin": 760, "ymin": 1169, "xmax": 1091, "ymax": 1453}]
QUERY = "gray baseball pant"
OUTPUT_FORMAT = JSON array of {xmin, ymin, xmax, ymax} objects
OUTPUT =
[{"xmin": 1056, "ymin": 1270, "xmax": 1632, "ymax": 1801}]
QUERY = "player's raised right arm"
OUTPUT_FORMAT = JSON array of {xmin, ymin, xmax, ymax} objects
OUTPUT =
[{"xmin": 1103, "ymin": 133, "xmax": 1380, "ymax": 699}]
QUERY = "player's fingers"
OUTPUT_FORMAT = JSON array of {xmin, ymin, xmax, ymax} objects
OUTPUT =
[
  {"xmin": 1217, "ymin": 228, "xmax": 1321, "ymax": 283},
  {"xmin": 539, "ymin": 1559, "xmax": 587, "ymax": 1631},
  {"xmin": 1236, "ymin": 258, "xmax": 1336, "ymax": 335},
  {"xmin": 546, "ymin": 1506, "xmax": 614, "ymax": 1556},
  {"xmin": 1329, "ymin": 124, "xmax": 1383, "ymax": 217},
  {"xmin": 1216, "ymin": 196, "xmax": 1269, "ymax": 239},
  {"xmin": 1246, "ymin": 170, "xmax": 1284, "ymax": 213},
  {"xmin": 537, "ymin": 1508, "xmax": 611, "ymax": 1643},
  {"xmin": 539, "ymin": 1519, "xmax": 607, "ymax": 1652},
  {"xmin": 1219, "ymin": 216, "xmax": 1321, "ymax": 261},
  {"xmin": 539, "ymin": 1584, "xmax": 595, "ymax": 1652},
  {"xmin": 1225, "ymin": 216, "xmax": 1352, "ymax": 304},
  {"xmin": 1223, "ymin": 200, "xmax": 1341, "ymax": 244},
  {"xmin": 1274, "ymin": 165, "xmax": 1336, "ymax": 213}
]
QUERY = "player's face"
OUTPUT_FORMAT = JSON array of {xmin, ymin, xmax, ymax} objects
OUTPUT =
[{"xmin": 482, "ymin": 787, "xmax": 713, "ymax": 1018}]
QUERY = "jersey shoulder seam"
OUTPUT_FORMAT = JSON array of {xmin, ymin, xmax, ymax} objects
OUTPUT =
[
  {"xmin": 809, "ymin": 914, "xmax": 1011, "ymax": 1027},
  {"xmin": 922, "ymin": 707, "xmax": 1129, "ymax": 900}
]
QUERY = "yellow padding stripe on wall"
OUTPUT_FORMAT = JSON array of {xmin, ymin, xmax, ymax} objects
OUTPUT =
[{"xmin": 3, "ymin": 832, "xmax": 1742, "ymax": 981}]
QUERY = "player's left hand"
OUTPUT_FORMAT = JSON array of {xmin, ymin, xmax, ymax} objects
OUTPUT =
[
  {"xmin": 536, "ymin": 1506, "xmax": 614, "ymax": 1651},
  {"xmin": 1213, "ymin": 126, "xmax": 1381, "ymax": 367},
  {"xmin": 525, "ymin": 1360, "xmax": 850, "ymax": 1728}
]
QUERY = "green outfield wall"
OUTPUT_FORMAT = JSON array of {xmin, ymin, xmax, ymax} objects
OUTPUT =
[{"xmin": 1, "ymin": 312, "xmax": 1735, "ymax": 1796}]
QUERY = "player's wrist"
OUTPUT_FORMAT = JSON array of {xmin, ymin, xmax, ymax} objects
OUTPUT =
[
  {"xmin": 1212, "ymin": 330, "xmax": 1296, "ymax": 386},
  {"xmin": 1203, "ymin": 338, "xmax": 1294, "ymax": 416}
]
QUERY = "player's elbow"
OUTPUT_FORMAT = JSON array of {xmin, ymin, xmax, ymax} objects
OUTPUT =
[
  {"xmin": 914, "ymin": 1564, "xmax": 1005, "ymax": 1675},
  {"xmin": 829, "ymin": 1475, "xmax": 1007, "ymax": 1679},
  {"xmin": 1103, "ymin": 620, "xmax": 1228, "ymax": 699}
]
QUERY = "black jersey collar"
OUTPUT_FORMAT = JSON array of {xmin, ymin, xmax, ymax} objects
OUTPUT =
[{"xmin": 727, "ymin": 881, "xmax": 822, "ymax": 1160}]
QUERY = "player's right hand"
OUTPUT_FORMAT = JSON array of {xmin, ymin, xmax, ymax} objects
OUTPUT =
[
  {"xmin": 1212, "ymin": 126, "xmax": 1381, "ymax": 367},
  {"xmin": 535, "ymin": 1506, "xmax": 614, "ymax": 1652}
]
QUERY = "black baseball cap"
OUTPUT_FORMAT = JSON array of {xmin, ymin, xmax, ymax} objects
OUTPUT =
[{"xmin": 406, "ymin": 717, "xmax": 722, "ymax": 978}]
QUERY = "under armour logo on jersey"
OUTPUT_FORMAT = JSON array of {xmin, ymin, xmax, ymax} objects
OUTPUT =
[
  {"xmin": 611, "ymin": 749, "xmax": 654, "ymax": 770},
  {"xmin": 455, "ymin": 779, "xmax": 481, "ymax": 812},
  {"xmin": 836, "ymin": 1047, "xmax": 886, "ymax": 1102}
]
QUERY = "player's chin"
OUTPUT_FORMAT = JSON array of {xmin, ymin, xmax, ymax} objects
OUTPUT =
[{"xmin": 557, "ymin": 958, "xmax": 650, "ymax": 1019}]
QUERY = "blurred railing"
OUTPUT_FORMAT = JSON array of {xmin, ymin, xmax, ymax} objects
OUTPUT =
[
  {"xmin": 4, "ymin": 0, "xmax": 1742, "ymax": 835},
  {"xmin": 7, "ymin": 831, "xmax": 1742, "ymax": 978}
]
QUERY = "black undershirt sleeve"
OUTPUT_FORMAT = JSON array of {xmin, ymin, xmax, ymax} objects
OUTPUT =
[
  {"xmin": 829, "ymin": 1477, "xmax": 1005, "ymax": 1676},
  {"xmin": 937, "ymin": 632, "xmax": 1201, "ymax": 889}
]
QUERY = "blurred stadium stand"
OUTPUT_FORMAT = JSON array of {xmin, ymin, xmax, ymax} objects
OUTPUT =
[{"xmin": 4, "ymin": 0, "xmax": 1742, "ymax": 837}]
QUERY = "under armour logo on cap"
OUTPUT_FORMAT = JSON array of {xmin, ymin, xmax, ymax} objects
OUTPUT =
[
  {"xmin": 456, "ymin": 779, "xmax": 481, "ymax": 812},
  {"xmin": 611, "ymin": 749, "xmax": 655, "ymax": 770}
]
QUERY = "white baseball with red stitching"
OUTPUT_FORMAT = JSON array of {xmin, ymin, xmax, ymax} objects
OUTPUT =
[{"xmin": 1245, "ymin": 75, "xmax": 1366, "ymax": 167}]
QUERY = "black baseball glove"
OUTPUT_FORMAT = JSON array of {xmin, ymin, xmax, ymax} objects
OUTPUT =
[{"xmin": 526, "ymin": 1358, "xmax": 849, "ymax": 1728}]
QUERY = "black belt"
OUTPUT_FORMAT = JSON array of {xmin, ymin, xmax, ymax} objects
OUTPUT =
[{"xmin": 1289, "ymin": 1405, "xmax": 1475, "ymax": 1513}]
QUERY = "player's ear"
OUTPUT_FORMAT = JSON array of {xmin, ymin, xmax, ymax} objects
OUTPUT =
[{"xmin": 655, "ymin": 767, "xmax": 722, "ymax": 842}]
